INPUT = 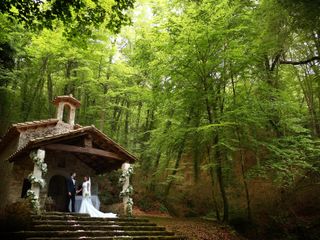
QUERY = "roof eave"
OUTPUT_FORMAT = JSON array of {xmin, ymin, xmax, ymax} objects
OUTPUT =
[
  {"xmin": 89, "ymin": 127, "xmax": 137, "ymax": 163},
  {"xmin": 6, "ymin": 125, "xmax": 138, "ymax": 165}
]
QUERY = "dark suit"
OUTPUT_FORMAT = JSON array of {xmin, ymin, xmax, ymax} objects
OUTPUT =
[{"xmin": 67, "ymin": 177, "xmax": 76, "ymax": 212}]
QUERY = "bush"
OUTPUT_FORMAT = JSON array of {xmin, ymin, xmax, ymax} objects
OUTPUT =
[
  {"xmin": 0, "ymin": 200, "xmax": 33, "ymax": 232},
  {"xmin": 136, "ymin": 194, "xmax": 167, "ymax": 213},
  {"xmin": 159, "ymin": 203, "xmax": 168, "ymax": 213},
  {"xmin": 96, "ymin": 170, "xmax": 122, "ymax": 206},
  {"xmin": 137, "ymin": 195, "xmax": 154, "ymax": 211},
  {"xmin": 102, "ymin": 191, "xmax": 119, "ymax": 205}
]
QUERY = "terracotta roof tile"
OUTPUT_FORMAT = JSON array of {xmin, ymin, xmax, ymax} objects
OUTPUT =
[
  {"xmin": 0, "ymin": 119, "xmax": 59, "ymax": 152},
  {"xmin": 6, "ymin": 125, "xmax": 137, "ymax": 164},
  {"xmin": 12, "ymin": 119, "xmax": 58, "ymax": 129},
  {"xmin": 7, "ymin": 126, "xmax": 92, "ymax": 162},
  {"xmin": 90, "ymin": 127, "xmax": 137, "ymax": 161},
  {"xmin": 53, "ymin": 95, "xmax": 81, "ymax": 108}
]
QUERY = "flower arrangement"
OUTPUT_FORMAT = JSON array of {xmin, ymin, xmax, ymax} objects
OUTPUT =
[
  {"xmin": 119, "ymin": 165, "xmax": 134, "ymax": 216},
  {"xmin": 26, "ymin": 190, "xmax": 40, "ymax": 213},
  {"xmin": 30, "ymin": 151, "xmax": 48, "ymax": 174},
  {"xmin": 119, "ymin": 185, "xmax": 134, "ymax": 198},
  {"xmin": 40, "ymin": 162, "xmax": 48, "ymax": 174},
  {"xmin": 28, "ymin": 173, "xmax": 46, "ymax": 188},
  {"xmin": 126, "ymin": 197, "xmax": 133, "ymax": 216},
  {"xmin": 27, "ymin": 150, "xmax": 47, "ymax": 213},
  {"xmin": 118, "ymin": 166, "xmax": 134, "ymax": 185}
]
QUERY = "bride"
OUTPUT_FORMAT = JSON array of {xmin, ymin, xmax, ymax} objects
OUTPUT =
[{"xmin": 78, "ymin": 176, "xmax": 117, "ymax": 218}]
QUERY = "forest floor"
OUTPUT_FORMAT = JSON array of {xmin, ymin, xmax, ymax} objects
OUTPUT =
[{"xmin": 134, "ymin": 209, "xmax": 246, "ymax": 240}]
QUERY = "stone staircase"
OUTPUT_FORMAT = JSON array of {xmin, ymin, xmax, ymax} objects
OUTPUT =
[{"xmin": 12, "ymin": 212, "xmax": 187, "ymax": 240}]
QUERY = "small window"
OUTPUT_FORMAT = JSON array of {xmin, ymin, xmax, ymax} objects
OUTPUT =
[{"xmin": 21, "ymin": 178, "xmax": 31, "ymax": 198}]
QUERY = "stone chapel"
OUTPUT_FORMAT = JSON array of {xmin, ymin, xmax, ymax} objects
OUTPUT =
[{"xmin": 0, "ymin": 95, "xmax": 136, "ymax": 214}]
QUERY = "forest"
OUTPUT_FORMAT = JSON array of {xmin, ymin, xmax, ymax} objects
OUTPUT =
[{"xmin": 0, "ymin": 0, "xmax": 320, "ymax": 239}]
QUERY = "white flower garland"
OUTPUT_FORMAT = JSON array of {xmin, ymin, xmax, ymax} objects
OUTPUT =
[
  {"xmin": 30, "ymin": 151, "xmax": 48, "ymax": 174},
  {"xmin": 119, "ymin": 185, "xmax": 134, "ymax": 197},
  {"xmin": 27, "ymin": 189, "xmax": 40, "ymax": 212},
  {"xmin": 28, "ymin": 173, "xmax": 46, "ymax": 188},
  {"xmin": 119, "ymin": 166, "xmax": 134, "ymax": 185},
  {"xmin": 126, "ymin": 197, "xmax": 133, "ymax": 216},
  {"xmin": 27, "ymin": 150, "xmax": 47, "ymax": 212},
  {"xmin": 119, "ymin": 165, "xmax": 134, "ymax": 216}
]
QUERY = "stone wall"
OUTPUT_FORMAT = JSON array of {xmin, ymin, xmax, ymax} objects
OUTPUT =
[
  {"xmin": 44, "ymin": 151, "xmax": 96, "ymax": 188},
  {"xmin": 40, "ymin": 150, "xmax": 97, "ymax": 210},
  {"xmin": 0, "ymin": 137, "xmax": 19, "ymax": 212},
  {"xmin": 8, "ymin": 157, "xmax": 33, "ymax": 204},
  {"xmin": 1, "ymin": 148, "xmax": 102, "ymax": 212},
  {"xmin": 0, "ymin": 130, "xmax": 120, "ymax": 213}
]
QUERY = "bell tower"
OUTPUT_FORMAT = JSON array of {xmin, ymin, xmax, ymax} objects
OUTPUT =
[{"xmin": 53, "ymin": 94, "xmax": 81, "ymax": 125}]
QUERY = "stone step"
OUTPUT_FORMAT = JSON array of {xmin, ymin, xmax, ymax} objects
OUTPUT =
[
  {"xmin": 32, "ymin": 215, "xmax": 149, "ymax": 222},
  {"xmin": 16, "ymin": 230, "xmax": 175, "ymax": 238},
  {"xmin": 36, "ymin": 211, "xmax": 90, "ymax": 216},
  {"xmin": 22, "ymin": 213, "xmax": 188, "ymax": 240},
  {"xmin": 33, "ymin": 220, "xmax": 157, "ymax": 226},
  {"xmin": 40, "ymin": 211, "xmax": 90, "ymax": 216},
  {"xmin": 34, "ymin": 225, "xmax": 166, "ymax": 231},
  {"xmin": 27, "ymin": 236, "xmax": 187, "ymax": 240}
]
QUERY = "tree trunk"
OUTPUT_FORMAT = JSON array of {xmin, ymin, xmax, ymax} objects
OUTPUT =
[
  {"xmin": 192, "ymin": 112, "xmax": 201, "ymax": 182},
  {"xmin": 164, "ymin": 138, "xmax": 186, "ymax": 198},
  {"xmin": 234, "ymin": 130, "xmax": 252, "ymax": 222},
  {"xmin": 164, "ymin": 109, "xmax": 192, "ymax": 198},
  {"xmin": 64, "ymin": 59, "xmax": 77, "ymax": 95},
  {"xmin": 231, "ymin": 71, "xmax": 252, "ymax": 222},
  {"xmin": 148, "ymin": 151, "xmax": 162, "ymax": 192},
  {"xmin": 202, "ymin": 76, "xmax": 229, "ymax": 222},
  {"xmin": 124, "ymin": 99, "xmax": 130, "ymax": 147},
  {"xmin": 207, "ymin": 146, "xmax": 221, "ymax": 221},
  {"xmin": 47, "ymin": 72, "xmax": 54, "ymax": 117},
  {"xmin": 25, "ymin": 56, "xmax": 49, "ymax": 120},
  {"xmin": 136, "ymin": 101, "xmax": 142, "ymax": 130},
  {"xmin": 296, "ymin": 66, "xmax": 320, "ymax": 136},
  {"xmin": 134, "ymin": 101, "xmax": 142, "ymax": 149},
  {"xmin": 213, "ymin": 134, "xmax": 229, "ymax": 222},
  {"xmin": 112, "ymin": 98, "xmax": 125, "ymax": 136}
]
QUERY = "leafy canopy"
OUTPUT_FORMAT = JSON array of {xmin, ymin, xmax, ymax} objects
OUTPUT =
[{"xmin": 0, "ymin": 0, "xmax": 136, "ymax": 36}]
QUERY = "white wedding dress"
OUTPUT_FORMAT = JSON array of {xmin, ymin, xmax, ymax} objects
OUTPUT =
[{"xmin": 78, "ymin": 179, "xmax": 117, "ymax": 218}]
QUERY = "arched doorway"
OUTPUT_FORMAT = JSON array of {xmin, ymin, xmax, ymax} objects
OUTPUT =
[{"xmin": 48, "ymin": 175, "xmax": 68, "ymax": 212}]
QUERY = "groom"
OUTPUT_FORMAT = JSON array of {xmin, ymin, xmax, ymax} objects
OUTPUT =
[{"xmin": 67, "ymin": 172, "xmax": 77, "ymax": 212}]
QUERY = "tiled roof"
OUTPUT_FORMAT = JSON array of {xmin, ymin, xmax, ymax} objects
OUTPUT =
[
  {"xmin": 12, "ymin": 119, "xmax": 59, "ymax": 129},
  {"xmin": 90, "ymin": 127, "xmax": 137, "ymax": 162},
  {"xmin": 0, "ymin": 119, "xmax": 59, "ymax": 152},
  {"xmin": 53, "ymin": 95, "xmax": 81, "ymax": 108},
  {"xmin": 6, "ymin": 126, "xmax": 91, "ymax": 162},
  {"xmin": 6, "ymin": 125, "xmax": 137, "ymax": 163}
]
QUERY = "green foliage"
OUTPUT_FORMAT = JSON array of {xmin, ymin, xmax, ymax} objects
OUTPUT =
[
  {"xmin": 279, "ymin": 0, "xmax": 320, "ymax": 31},
  {"xmin": 250, "ymin": 133, "xmax": 320, "ymax": 188},
  {"xmin": 0, "ymin": 0, "xmax": 135, "ymax": 36},
  {"xmin": 0, "ymin": 0, "xmax": 320, "ymax": 234},
  {"xmin": 100, "ymin": 170, "xmax": 122, "ymax": 205}
]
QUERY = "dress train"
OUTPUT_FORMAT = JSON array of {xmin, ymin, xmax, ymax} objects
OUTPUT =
[{"xmin": 78, "ymin": 180, "xmax": 117, "ymax": 218}]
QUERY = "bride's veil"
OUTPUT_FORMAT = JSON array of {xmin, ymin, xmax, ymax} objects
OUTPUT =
[{"xmin": 88, "ymin": 177, "xmax": 91, "ymax": 196}]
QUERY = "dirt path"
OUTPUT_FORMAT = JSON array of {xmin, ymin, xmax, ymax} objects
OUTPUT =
[{"xmin": 144, "ymin": 216, "xmax": 246, "ymax": 240}]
